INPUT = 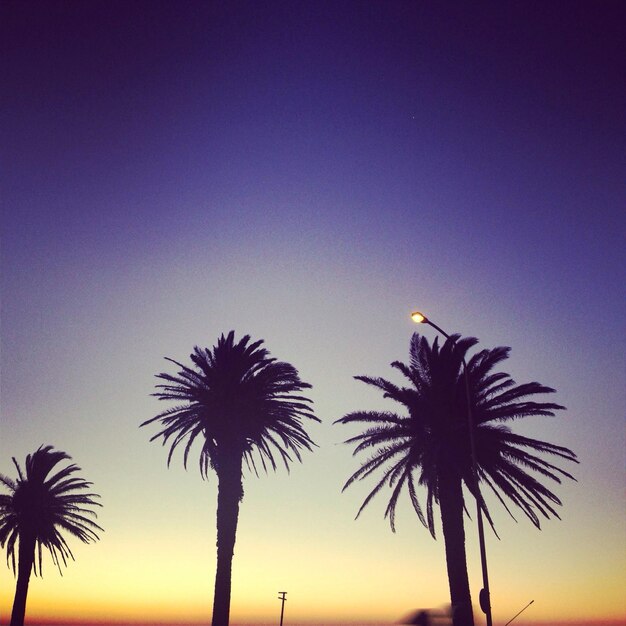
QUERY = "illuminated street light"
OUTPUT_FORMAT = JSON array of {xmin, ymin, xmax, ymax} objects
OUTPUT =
[
  {"xmin": 411, "ymin": 311, "xmax": 493, "ymax": 626},
  {"xmin": 410, "ymin": 311, "xmax": 426, "ymax": 324}
]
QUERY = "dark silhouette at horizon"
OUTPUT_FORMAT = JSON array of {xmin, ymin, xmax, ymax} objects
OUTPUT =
[
  {"xmin": 0, "ymin": 445, "xmax": 102, "ymax": 626},
  {"xmin": 142, "ymin": 331, "xmax": 319, "ymax": 626},
  {"xmin": 401, "ymin": 606, "xmax": 452, "ymax": 626},
  {"xmin": 337, "ymin": 332, "xmax": 578, "ymax": 626}
]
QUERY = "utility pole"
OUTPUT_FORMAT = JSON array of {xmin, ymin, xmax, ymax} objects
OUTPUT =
[{"xmin": 278, "ymin": 591, "xmax": 287, "ymax": 626}]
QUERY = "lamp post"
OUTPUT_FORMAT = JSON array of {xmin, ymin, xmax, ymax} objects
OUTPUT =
[{"xmin": 411, "ymin": 311, "xmax": 493, "ymax": 626}]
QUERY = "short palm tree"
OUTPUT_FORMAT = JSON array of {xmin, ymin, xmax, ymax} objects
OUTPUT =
[
  {"xmin": 336, "ymin": 333, "xmax": 577, "ymax": 626},
  {"xmin": 142, "ymin": 331, "xmax": 318, "ymax": 626},
  {"xmin": 0, "ymin": 445, "xmax": 102, "ymax": 626}
]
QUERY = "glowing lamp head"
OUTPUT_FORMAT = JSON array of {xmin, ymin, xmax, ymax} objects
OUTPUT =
[{"xmin": 411, "ymin": 311, "xmax": 428, "ymax": 324}]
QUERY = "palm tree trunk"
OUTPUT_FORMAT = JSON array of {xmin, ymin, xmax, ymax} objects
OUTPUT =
[
  {"xmin": 211, "ymin": 454, "xmax": 243, "ymax": 626},
  {"xmin": 439, "ymin": 473, "xmax": 474, "ymax": 626},
  {"xmin": 10, "ymin": 533, "xmax": 35, "ymax": 626}
]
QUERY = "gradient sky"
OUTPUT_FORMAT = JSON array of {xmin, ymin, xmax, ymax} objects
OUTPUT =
[{"xmin": 1, "ymin": 2, "xmax": 624, "ymax": 625}]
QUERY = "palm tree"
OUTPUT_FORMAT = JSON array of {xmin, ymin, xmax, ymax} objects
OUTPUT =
[
  {"xmin": 0, "ymin": 445, "xmax": 102, "ymax": 626},
  {"xmin": 142, "ymin": 331, "xmax": 318, "ymax": 626},
  {"xmin": 336, "ymin": 333, "xmax": 577, "ymax": 626}
]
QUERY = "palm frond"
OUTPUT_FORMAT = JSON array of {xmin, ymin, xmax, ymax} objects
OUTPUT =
[
  {"xmin": 337, "ymin": 331, "xmax": 577, "ymax": 537},
  {"xmin": 0, "ymin": 446, "xmax": 102, "ymax": 576},
  {"xmin": 142, "ymin": 332, "xmax": 318, "ymax": 485}
]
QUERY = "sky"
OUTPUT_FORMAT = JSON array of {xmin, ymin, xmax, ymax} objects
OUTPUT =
[{"xmin": 1, "ymin": 1, "xmax": 625, "ymax": 625}]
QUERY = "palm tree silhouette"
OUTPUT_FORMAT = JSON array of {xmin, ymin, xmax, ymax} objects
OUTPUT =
[
  {"xmin": 336, "ymin": 333, "xmax": 577, "ymax": 626},
  {"xmin": 142, "ymin": 331, "xmax": 318, "ymax": 626},
  {"xmin": 0, "ymin": 445, "xmax": 102, "ymax": 626}
]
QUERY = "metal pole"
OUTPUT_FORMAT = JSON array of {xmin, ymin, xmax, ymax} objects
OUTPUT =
[
  {"xmin": 461, "ymin": 357, "xmax": 492, "ymax": 626},
  {"xmin": 504, "ymin": 600, "xmax": 534, "ymax": 626},
  {"xmin": 424, "ymin": 318, "xmax": 493, "ymax": 626},
  {"xmin": 278, "ymin": 591, "xmax": 287, "ymax": 626}
]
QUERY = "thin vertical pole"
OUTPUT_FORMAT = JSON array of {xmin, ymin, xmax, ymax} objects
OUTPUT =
[
  {"xmin": 504, "ymin": 600, "xmax": 534, "ymax": 626},
  {"xmin": 461, "ymin": 358, "xmax": 493, "ymax": 626},
  {"xmin": 425, "ymin": 318, "xmax": 493, "ymax": 626},
  {"xmin": 278, "ymin": 591, "xmax": 287, "ymax": 626}
]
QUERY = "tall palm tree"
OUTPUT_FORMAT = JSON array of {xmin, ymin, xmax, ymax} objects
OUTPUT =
[
  {"xmin": 0, "ymin": 445, "xmax": 102, "ymax": 626},
  {"xmin": 336, "ymin": 333, "xmax": 577, "ymax": 626},
  {"xmin": 142, "ymin": 331, "xmax": 318, "ymax": 626}
]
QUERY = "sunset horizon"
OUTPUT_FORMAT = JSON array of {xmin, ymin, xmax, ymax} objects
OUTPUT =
[{"xmin": 3, "ymin": 617, "xmax": 626, "ymax": 626}]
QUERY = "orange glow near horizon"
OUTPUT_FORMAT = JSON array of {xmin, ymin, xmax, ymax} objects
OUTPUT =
[
  {"xmin": 2, "ymin": 509, "xmax": 625, "ymax": 626},
  {"xmin": 4, "ymin": 575, "xmax": 626, "ymax": 626},
  {"xmin": 3, "ymin": 616, "xmax": 626, "ymax": 626}
]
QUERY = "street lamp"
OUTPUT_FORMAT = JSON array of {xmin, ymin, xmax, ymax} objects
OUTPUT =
[{"xmin": 411, "ymin": 311, "xmax": 493, "ymax": 626}]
